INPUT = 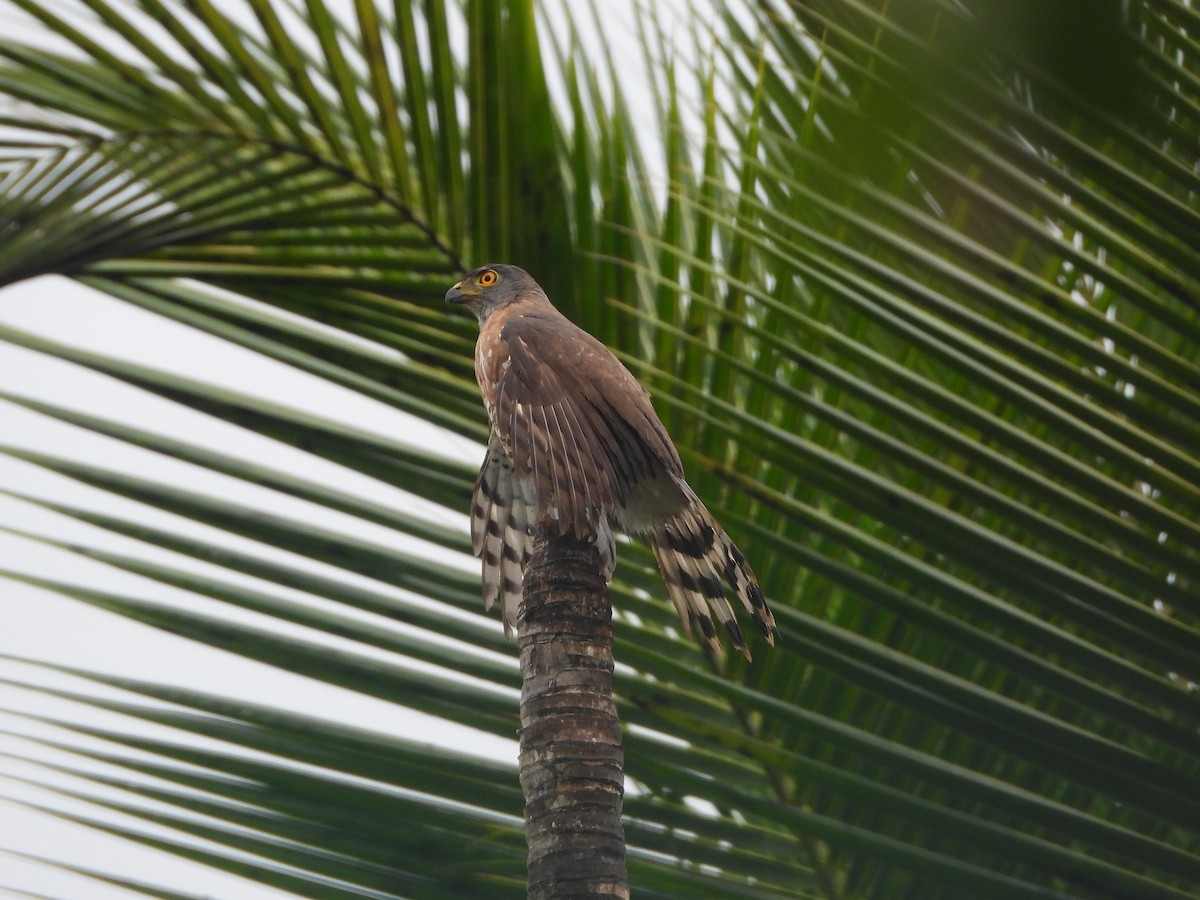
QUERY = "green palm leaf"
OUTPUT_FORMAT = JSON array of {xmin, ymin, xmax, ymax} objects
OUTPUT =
[{"xmin": 1, "ymin": 0, "xmax": 1198, "ymax": 897}]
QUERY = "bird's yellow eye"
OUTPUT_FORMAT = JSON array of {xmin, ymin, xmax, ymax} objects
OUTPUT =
[{"xmin": 479, "ymin": 269, "xmax": 498, "ymax": 287}]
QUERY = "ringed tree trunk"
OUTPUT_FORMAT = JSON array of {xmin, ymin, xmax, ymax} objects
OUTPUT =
[{"xmin": 518, "ymin": 532, "xmax": 628, "ymax": 899}]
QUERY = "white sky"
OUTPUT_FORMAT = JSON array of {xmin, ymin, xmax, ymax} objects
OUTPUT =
[{"xmin": 0, "ymin": 0, "xmax": 705, "ymax": 893}]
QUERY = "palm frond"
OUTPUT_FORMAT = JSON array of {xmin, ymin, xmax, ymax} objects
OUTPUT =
[{"xmin": 2, "ymin": 0, "xmax": 1199, "ymax": 897}]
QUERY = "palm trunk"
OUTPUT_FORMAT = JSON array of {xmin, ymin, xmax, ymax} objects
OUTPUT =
[{"xmin": 518, "ymin": 531, "xmax": 628, "ymax": 900}]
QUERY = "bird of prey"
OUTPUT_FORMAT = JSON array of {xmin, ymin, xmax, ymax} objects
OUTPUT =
[{"xmin": 446, "ymin": 264, "xmax": 776, "ymax": 659}]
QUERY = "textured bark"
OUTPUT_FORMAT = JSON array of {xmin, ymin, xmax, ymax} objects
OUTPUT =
[{"xmin": 518, "ymin": 532, "xmax": 628, "ymax": 900}]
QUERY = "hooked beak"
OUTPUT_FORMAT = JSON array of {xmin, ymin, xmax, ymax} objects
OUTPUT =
[{"xmin": 445, "ymin": 280, "xmax": 472, "ymax": 305}]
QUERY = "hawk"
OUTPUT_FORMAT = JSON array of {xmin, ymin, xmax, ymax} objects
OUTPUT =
[{"xmin": 446, "ymin": 264, "xmax": 776, "ymax": 659}]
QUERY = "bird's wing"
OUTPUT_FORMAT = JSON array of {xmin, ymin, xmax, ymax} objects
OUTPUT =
[
  {"xmin": 483, "ymin": 311, "xmax": 682, "ymax": 541},
  {"xmin": 476, "ymin": 304, "xmax": 774, "ymax": 658}
]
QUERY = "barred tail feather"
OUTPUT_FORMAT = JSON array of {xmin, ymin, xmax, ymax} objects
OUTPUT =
[
  {"xmin": 500, "ymin": 473, "xmax": 537, "ymax": 636},
  {"xmin": 650, "ymin": 503, "xmax": 775, "ymax": 659},
  {"xmin": 472, "ymin": 444, "xmax": 534, "ymax": 637},
  {"xmin": 719, "ymin": 525, "xmax": 775, "ymax": 642},
  {"xmin": 480, "ymin": 490, "xmax": 505, "ymax": 616},
  {"xmin": 649, "ymin": 538, "xmax": 721, "ymax": 651},
  {"xmin": 499, "ymin": 520, "xmax": 523, "ymax": 638}
]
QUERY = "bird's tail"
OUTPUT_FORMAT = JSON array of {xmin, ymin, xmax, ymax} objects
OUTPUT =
[
  {"xmin": 473, "ymin": 448, "xmax": 531, "ymax": 637},
  {"xmin": 648, "ymin": 501, "xmax": 775, "ymax": 660},
  {"xmin": 473, "ymin": 447, "xmax": 616, "ymax": 638}
]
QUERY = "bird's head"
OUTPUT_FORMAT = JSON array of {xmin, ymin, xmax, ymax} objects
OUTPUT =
[{"xmin": 445, "ymin": 264, "xmax": 545, "ymax": 322}]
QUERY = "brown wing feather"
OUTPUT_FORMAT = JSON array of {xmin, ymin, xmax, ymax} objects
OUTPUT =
[{"xmin": 483, "ymin": 311, "xmax": 682, "ymax": 537}]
